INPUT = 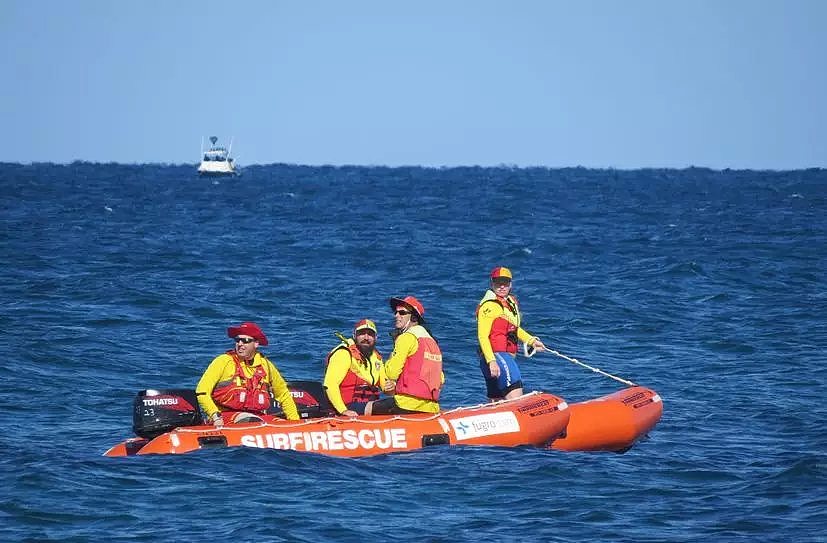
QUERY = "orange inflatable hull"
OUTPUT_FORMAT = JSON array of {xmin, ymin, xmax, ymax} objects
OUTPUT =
[
  {"xmin": 104, "ymin": 391, "xmax": 569, "ymax": 458},
  {"xmin": 549, "ymin": 386, "xmax": 663, "ymax": 452}
]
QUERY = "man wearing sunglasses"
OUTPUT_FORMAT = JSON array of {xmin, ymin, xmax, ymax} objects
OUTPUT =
[
  {"xmin": 477, "ymin": 267, "xmax": 547, "ymax": 401},
  {"xmin": 196, "ymin": 321, "xmax": 299, "ymax": 426},
  {"xmin": 370, "ymin": 296, "xmax": 444, "ymax": 415},
  {"xmin": 323, "ymin": 318, "xmax": 387, "ymax": 417}
]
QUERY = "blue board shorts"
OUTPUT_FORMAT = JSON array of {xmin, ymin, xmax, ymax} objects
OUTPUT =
[{"xmin": 479, "ymin": 351, "xmax": 523, "ymax": 399}]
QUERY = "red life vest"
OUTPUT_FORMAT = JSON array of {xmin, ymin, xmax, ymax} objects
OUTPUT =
[
  {"xmin": 395, "ymin": 326, "xmax": 442, "ymax": 401},
  {"xmin": 211, "ymin": 351, "xmax": 273, "ymax": 413},
  {"xmin": 325, "ymin": 341, "xmax": 383, "ymax": 404},
  {"xmin": 476, "ymin": 290, "xmax": 521, "ymax": 354}
]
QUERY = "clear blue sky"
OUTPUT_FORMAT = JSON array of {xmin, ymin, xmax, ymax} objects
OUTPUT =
[{"xmin": 2, "ymin": 0, "xmax": 825, "ymax": 169}]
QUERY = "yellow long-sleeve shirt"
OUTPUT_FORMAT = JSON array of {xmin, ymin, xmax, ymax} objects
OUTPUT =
[
  {"xmin": 476, "ymin": 297, "xmax": 536, "ymax": 363},
  {"xmin": 385, "ymin": 326, "xmax": 445, "ymax": 413},
  {"xmin": 196, "ymin": 352, "xmax": 300, "ymax": 420},
  {"xmin": 323, "ymin": 344, "xmax": 386, "ymax": 414}
]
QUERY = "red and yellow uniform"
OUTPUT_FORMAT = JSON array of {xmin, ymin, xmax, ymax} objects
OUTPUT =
[
  {"xmin": 476, "ymin": 290, "xmax": 537, "ymax": 363},
  {"xmin": 196, "ymin": 351, "xmax": 299, "ymax": 421},
  {"xmin": 323, "ymin": 339, "xmax": 386, "ymax": 415},
  {"xmin": 385, "ymin": 325, "xmax": 444, "ymax": 413}
]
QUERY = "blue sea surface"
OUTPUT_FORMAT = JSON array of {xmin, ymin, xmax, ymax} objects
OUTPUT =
[{"xmin": 1, "ymin": 163, "xmax": 825, "ymax": 542}]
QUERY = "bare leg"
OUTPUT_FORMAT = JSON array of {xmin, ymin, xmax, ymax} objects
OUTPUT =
[{"xmin": 504, "ymin": 388, "xmax": 523, "ymax": 400}]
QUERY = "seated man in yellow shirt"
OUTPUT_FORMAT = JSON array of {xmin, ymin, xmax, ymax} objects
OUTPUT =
[
  {"xmin": 370, "ymin": 296, "xmax": 444, "ymax": 415},
  {"xmin": 196, "ymin": 321, "xmax": 299, "ymax": 425},
  {"xmin": 323, "ymin": 319, "xmax": 387, "ymax": 416}
]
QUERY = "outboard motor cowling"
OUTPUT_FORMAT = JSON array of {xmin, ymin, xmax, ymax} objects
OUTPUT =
[
  {"xmin": 269, "ymin": 380, "xmax": 336, "ymax": 419},
  {"xmin": 133, "ymin": 389, "xmax": 201, "ymax": 439}
]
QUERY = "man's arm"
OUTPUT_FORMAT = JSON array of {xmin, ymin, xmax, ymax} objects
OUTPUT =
[
  {"xmin": 323, "ymin": 349, "xmax": 352, "ymax": 414},
  {"xmin": 477, "ymin": 300, "xmax": 504, "ymax": 363},
  {"xmin": 384, "ymin": 332, "xmax": 418, "ymax": 380},
  {"xmin": 268, "ymin": 361, "xmax": 300, "ymax": 420},
  {"xmin": 195, "ymin": 356, "xmax": 226, "ymax": 420}
]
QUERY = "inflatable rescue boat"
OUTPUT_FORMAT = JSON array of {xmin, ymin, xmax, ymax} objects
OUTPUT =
[
  {"xmin": 104, "ymin": 384, "xmax": 571, "ymax": 458},
  {"xmin": 104, "ymin": 381, "xmax": 663, "ymax": 458}
]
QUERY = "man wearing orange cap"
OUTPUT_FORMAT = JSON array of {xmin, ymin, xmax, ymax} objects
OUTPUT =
[
  {"xmin": 476, "ymin": 267, "xmax": 547, "ymax": 400},
  {"xmin": 323, "ymin": 318, "xmax": 387, "ymax": 416},
  {"xmin": 371, "ymin": 296, "xmax": 444, "ymax": 414},
  {"xmin": 196, "ymin": 321, "xmax": 299, "ymax": 425}
]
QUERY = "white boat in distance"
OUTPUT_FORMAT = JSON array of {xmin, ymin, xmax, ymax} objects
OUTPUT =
[{"xmin": 198, "ymin": 136, "xmax": 239, "ymax": 177}]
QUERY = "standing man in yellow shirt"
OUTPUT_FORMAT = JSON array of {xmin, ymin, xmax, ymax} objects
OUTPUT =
[
  {"xmin": 371, "ymin": 296, "xmax": 444, "ymax": 415},
  {"xmin": 323, "ymin": 318, "xmax": 387, "ymax": 416},
  {"xmin": 476, "ymin": 267, "xmax": 546, "ymax": 400},
  {"xmin": 196, "ymin": 321, "xmax": 299, "ymax": 425}
]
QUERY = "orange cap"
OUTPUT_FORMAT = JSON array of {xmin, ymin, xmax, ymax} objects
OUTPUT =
[{"xmin": 389, "ymin": 296, "xmax": 425, "ymax": 320}]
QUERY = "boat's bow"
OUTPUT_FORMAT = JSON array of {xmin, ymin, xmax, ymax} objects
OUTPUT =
[{"xmin": 549, "ymin": 386, "xmax": 663, "ymax": 452}]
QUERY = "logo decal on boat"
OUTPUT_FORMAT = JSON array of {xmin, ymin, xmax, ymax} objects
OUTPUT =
[
  {"xmin": 141, "ymin": 396, "xmax": 194, "ymax": 411},
  {"xmin": 143, "ymin": 397, "xmax": 178, "ymax": 406},
  {"xmin": 517, "ymin": 398, "xmax": 550, "ymax": 413},
  {"xmin": 239, "ymin": 428, "xmax": 408, "ymax": 451},
  {"xmin": 450, "ymin": 412, "xmax": 520, "ymax": 440}
]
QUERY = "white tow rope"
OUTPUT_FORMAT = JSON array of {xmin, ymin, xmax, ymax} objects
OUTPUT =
[{"xmin": 523, "ymin": 343, "xmax": 637, "ymax": 387}]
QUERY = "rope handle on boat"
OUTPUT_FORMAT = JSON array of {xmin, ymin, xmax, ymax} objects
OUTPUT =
[{"xmin": 523, "ymin": 343, "xmax": 637, "ymax": 386}]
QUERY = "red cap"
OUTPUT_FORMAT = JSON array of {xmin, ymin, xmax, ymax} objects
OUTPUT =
[
  {"xmin": 490, "ymin": 266, "xmax": 513, "ymax": 280},
  {"xmin": 389, "ymin": 296, "xmax": 425, "ymax": 320},
  {"xmin": 227, "ymin": 322, "xmax": 268, "ymax": 346},
  {"xmin": 354, "ymin": 318, "xmax": 377, "ymax": 334}
]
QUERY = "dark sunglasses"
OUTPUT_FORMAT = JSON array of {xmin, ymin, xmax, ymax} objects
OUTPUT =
[
  {"xmin": 394, "ymin": 309, "xmax": 411, "ymax": 316},
  {"xmin": 234, "ymin": 337, "xmax": 256, "ymax": 344}
]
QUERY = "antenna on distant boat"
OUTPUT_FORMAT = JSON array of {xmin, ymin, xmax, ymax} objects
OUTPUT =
[
  {"xmin": 209, "ymin": 136, "xmax": 218, "ymax": 147},
  {"xmin": 228, "ymin": 137, "xmax": 234, "ymax": 156}
]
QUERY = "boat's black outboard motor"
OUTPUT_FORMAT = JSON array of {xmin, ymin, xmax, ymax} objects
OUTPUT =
[
  {"xmin": 270, "ymin": 380, "xmax": 336, "ymax": 419},
  {"xmin": 132, "ymin": 389, "xmax": 201, "ymax": 439}
]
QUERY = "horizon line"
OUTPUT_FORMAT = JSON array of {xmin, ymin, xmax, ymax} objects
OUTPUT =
[{"xmin": 1, "ymin": 160, "xmax": 824, "ymax": 173}]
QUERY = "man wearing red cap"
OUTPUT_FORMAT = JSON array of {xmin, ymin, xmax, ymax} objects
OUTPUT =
[
  {"xmin": 196, "ymin": 321, "xmax": 299, "ymax": 425},
  {"xmin": 371, "ymin": 296, "xmax": 444, "ymax": 414},
  {"xmin": 323, "ymin": 318, "xmax": 387, "ymax": 416},
  {"xmin": 476, "ymin": 267, "xmax": 547, "ymax": 400}
]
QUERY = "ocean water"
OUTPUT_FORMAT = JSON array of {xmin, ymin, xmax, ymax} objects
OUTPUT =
[{"xmin": 1, "ymin": 162, "xmax": 825, "ymax": 542}]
